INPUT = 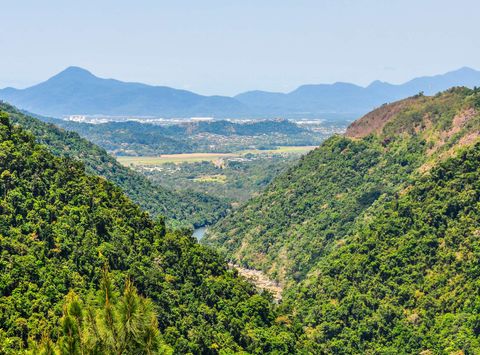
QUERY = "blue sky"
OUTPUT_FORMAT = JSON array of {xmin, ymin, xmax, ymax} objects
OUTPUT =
[{"xmin": 1, "ymin": 0, "xmax": 479, "ymax": 95}]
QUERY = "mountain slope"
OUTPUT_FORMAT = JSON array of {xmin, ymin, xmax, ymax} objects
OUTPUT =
[
  {"xmin": 0, "ymin": 67, "xmax": 247, "ymax": 117},
  {"xmin": 0, "ymin": 102, "xmax": 227, "ymax": 227},
  {"xmin": 205, "ymin": 88, "xmax": 480, "ymax": 283},
  {"xmin": 0, "ymin": 112, "xmax": 293, "ymax": 354},
  {"xmin": 288, "ymin": 142, "xmax": 480, "ymax": 353}
]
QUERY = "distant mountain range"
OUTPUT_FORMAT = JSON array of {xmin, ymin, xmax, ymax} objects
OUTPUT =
[
  {"xmin": 0, "ymin": 67, "xmax": 248, "ymax": 118},
  {"xmin": 1, "ymin": 66, "xmax": 480, "ymax": 118}
]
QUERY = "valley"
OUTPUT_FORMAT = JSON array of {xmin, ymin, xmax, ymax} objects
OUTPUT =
[
  {"xmin": 46, "ymin": 116, "xmax": 340, "ymax": 156},
  {"xmin": 2, "ymin": 87, "xmax": 480, "ymax": 354},
  {"xmin": 117, "ymin": 146, "xmax": 318, "ymax": 165},
  {"xmin": 118, "ymin": 146, "xmax": 317, "ymax": 202},
  {"xmin": 3, "ymin": 3, "xmax": 480, "ymax": 353}
]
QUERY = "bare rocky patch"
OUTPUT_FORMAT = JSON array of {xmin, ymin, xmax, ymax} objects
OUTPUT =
[
  {"xmin": 345, "ymin": 97, "xmax": 419, "ymax": 138},
  {"xmin": 230, "ymin": 263, "xmax": 283, "ymax": 302}
]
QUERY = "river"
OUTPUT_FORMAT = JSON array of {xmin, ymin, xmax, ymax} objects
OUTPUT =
[
  {"xmin": 192, "ymin": 227, "xmax": 283, "ymax": 300},
  {"xmin": 192, "ymin": 226, "xmax": 207, "ymax": 240}
]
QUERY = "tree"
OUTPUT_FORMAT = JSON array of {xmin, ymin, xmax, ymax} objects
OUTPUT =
[{"xmin": 29, "ymin": 270, "xmax": 172, "ymax": 355}]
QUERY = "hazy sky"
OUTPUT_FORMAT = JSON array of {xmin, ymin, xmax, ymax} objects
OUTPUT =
[{"xmin": 1, "ymin": 0, "xmax": 479, "ymax": 95}]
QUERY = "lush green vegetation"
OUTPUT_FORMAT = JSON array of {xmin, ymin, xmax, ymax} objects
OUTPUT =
[
  {"xmin": 1, "ymin": 103, "xmax": 227, "ymax": 228},
  {"xmin": 204, "ymin": 88, "xmax": 480, "ymax": 352},
  {"xmin": 130, "ymin": 153, "xmax": 302, "ymax": 203},
  {"xmin": 0, "ymin": 113, "xmax": 294, "ymax": 354},
  {"xmin": 205, "ymin": 88, "xmax": 480, "ymax": 284},
  {"xmin": 3, "ymin": 88, "xmax": 480, "ymax": 354},
  {"xmin": 28, "ymin": 270, "xmax": 171, "ymax": 354},
  {"xmin": 286, "ymin": 142, "xmax": 480, "ymax": 353},
  {"xmin": 206, "ymin": 134, "xmax": 428, "ymax": 282},
  {"xmin": 47, "ymin": 118, "xmax": 326, "ymax": 156}
]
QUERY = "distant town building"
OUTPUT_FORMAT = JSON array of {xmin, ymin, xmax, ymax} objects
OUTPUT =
[
  {"xmin": 67, "ymin": 115, "xmax": 88, "ymax": 122},
  {"xmin": 190, "ymin": 117, "xmax": 214, "ymax": 121}
]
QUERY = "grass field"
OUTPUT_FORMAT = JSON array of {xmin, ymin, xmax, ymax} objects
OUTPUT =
[
  {"xmin": 117, "ymin": 146, "xmax": 317, "ymax": 166},
  {"xmin": 239, "ymin": 146, "xmax": 318, "ymax": 154},
  {"xmin": 193, "ymin": 174, "xmax": 228, "ymax": 183}
]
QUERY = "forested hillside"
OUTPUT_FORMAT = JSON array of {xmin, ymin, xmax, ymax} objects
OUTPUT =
[
  {"xmin": 0, "ymin": 113, "xmax": 293, "ymax": 353},
  {"xmin": 2, "ymin": 88, "xmax": 480, "ymax": 354},
  {"xmin": 286, "ymin": 142, "xmax": 480, "ymax": 353},
  {"xmin": 46, "ymin": 118, "xmax": 322, "ymax": 156},
  {"xmin": 205, "ymin": 88, "xmax": 480, "ymax": 283},
  {"xmin": 204, "ymin": 87, "xmax": 480, "ymax": 352},
  {"xmin": 0, "ymin": 102, "xmax": 227, "ymax": 228}
]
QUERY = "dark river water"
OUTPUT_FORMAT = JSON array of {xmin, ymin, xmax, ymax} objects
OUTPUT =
[{"xmin": 192, "ymin": 227, "xmax": 207, "ymax": 240}]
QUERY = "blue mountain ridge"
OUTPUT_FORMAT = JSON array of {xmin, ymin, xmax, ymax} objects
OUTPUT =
[{"xmin": 1, "ymin": 66, "xmax": 479, "ymax": 118}]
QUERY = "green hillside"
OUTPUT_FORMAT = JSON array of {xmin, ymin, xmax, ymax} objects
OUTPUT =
[
  {"xmin": 0, "ymin": 112, "xmax": 293, "ymax": 353},
  {"xmin": 287, "ymin": 142, "xmax": 480, "ymax": 353},
  {"xmin": 205, "ymin": 87, "xmax": 480, "ymax": 352},
  {"xmin": 2, "ymin": 88, "xmax": 480, "ymax": 354},
  {"xmin": 0, "ymin": 102, "xmax": 227, "ymax": 228},
  {"xmin": 44, "ymin": 117, "xmax": 324, "ymax": 156},
  {"xmin": 205, "ymin": 88, "xmax": 480, "ymax": 283}
]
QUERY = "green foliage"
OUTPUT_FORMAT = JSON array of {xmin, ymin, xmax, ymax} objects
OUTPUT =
[
  {"xmin": 4, "ymin": 88, "xmax": 480, "ymax": 354},
  {"xmin": 49, "ymin": 119, "xmax": 323, "ymax": 156},
  {"xmin": 206, "ymin": 134, "xmax": 427, "ymax": 282},
  {"xmin": 287, "ymin": 143, "xmax": 480, "ymax": 353},
  {"xmin": 139, "ymin": 154, "xmax": 298, "ymax": 203},
  {"xmin": 28, "ymin": 271, "xmax": 171, "ymax": 355},
  {"xmin": 206, "ymin": 88, "xmax": 480, "ymax": 352},
  {"xmin": 206, "ymin": 88, "xmax": 480, "ymax": 284},
  {"xmin": 0, "ymin": 114, "xmax": 292, "ymax": 354},
  {"xmin": 0, "ymin": 103, "xmax": 227, "ymax": 228}
]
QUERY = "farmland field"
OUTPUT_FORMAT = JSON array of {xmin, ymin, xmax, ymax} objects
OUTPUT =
[
  {"xmin": 117, "ymin": 153, "xmax": 236, "ymax": 165},
  {"xmin": 117, "ymin": 146, "xmax": 317, "ymax": 166},
  {"xmin": 117, "ymin": 145, "xmax": 318, "ymax": 202}
]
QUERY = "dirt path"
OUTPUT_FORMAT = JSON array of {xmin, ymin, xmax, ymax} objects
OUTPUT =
[{"xmin": 229, "ymin": 263, "xmax": 283, "ymax": 302}]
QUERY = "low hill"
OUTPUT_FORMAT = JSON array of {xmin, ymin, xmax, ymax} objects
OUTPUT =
[
  {"xmin": 205, "ymin": 88, "xmax": 480, "ymax": 283},
  {"xmin": 0, "ymin": 102, "xmax": 227, "ymax": 227},
  {"xmin": 46, "ymin": 118, "xmax": 314, "ymax": 156}
]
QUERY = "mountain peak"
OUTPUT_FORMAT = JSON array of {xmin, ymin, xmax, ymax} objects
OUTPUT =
[
  {"xmin": 367, "ymin": 80, "xmax": 388, "ymax": 88},
  {"xmin": 453, "ymin": 66, "xmax": 477, "ymax": 74},
  {"xmin": 48, "ymin": 66, "xmax": 96, "ymax": 82},
  {"xmin": 61, "ymin": 66, "xmax": 93, "ymax": 75}
]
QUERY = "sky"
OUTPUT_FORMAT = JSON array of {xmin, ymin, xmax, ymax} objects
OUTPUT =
[{"xmin": 1, "ymin": 0, "xmax": 479, "ymax": 96}]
